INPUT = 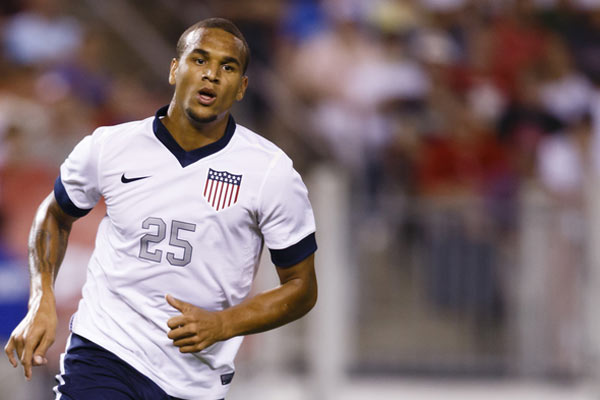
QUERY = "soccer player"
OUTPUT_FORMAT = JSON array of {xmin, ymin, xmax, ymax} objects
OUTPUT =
[{"xmin": 4, "ymin": 17, "xmax": 318, "ymax": 400}]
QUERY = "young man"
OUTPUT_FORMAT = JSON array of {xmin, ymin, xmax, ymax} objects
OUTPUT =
[{"xmin": 4, "ymin": 18, "xmax": 318, "ymax": 400}]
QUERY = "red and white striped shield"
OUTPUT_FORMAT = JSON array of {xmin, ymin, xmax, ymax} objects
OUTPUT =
[{"xmin": 203, "ymin": 168, "xmax": 242, "ymax": 211}]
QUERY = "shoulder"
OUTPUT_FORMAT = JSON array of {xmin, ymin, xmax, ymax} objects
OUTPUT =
[
  {"xmin": 90, "ymin": 116, "xmax": 153, "ymax": 145},
  {"xmin": 233, "ymin": 124, "xmax": 285, "ymax": 153},
  {"xmin": 232, "ymin": 123, "xmax": 292, "ymax": 166},
  {"xmin": 229, "ymin": 124, "xmax": 303, "ymax": 196}
]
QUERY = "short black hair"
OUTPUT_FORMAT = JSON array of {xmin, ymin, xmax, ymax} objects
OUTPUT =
[{"xmin": 175, "ymin": 17, "xmax": 250, "ymax": 74}]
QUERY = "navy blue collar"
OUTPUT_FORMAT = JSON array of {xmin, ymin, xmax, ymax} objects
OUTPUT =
[{"xmin": 152, "ymin": 105, "xmax": 236, "ymax": 167}]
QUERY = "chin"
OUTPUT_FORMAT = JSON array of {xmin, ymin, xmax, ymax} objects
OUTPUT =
[{"xmin": 185, "ymin": 107, "xmax": 218, "ymax": 124}]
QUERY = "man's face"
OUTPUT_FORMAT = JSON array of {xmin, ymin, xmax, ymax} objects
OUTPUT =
[{"xmin": 169, "ymin": 28, "xmax": 248, "ymax": 125}]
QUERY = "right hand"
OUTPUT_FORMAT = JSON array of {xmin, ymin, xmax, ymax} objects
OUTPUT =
[{"xmin": 4, "ymin": 290, "xmax": 57, "ymax": 380}]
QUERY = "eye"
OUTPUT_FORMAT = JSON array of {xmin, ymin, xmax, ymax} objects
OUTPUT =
[
  {"xmin": 194, "ymin": 58, "xmax": 205, "ymax": 65},
  {"xmin": 222, "ymin": 64, "xmax": 235, "ymax": 72}
]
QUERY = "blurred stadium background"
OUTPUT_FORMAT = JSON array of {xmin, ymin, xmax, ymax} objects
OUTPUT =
[{"xmin": 2, "ymin": 0, "xmax": 600, "ymax": 398}]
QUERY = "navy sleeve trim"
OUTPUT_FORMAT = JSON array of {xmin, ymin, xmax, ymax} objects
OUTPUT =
[
  {"xmin": 269, "ymin": 233, "xmax": 317, "ymax": 268},
  {"xmin": 54, "ymin": 175, "xmax": 92, "ymax": 218}
]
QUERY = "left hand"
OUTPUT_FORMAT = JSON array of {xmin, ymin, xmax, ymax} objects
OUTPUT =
[{"xmin": 165, "ymin": 294, "xmax": 226, "ymax": 353}]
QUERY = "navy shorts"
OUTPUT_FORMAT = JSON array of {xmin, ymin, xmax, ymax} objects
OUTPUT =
[{"xmin": 54, "ymin": 333, "xmax": 225, "ymax": 400}]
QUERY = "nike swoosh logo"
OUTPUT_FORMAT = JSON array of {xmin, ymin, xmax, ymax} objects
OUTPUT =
[{"xmin": 121, "ymin": 174, "xmax": 150, "ymax": 183}]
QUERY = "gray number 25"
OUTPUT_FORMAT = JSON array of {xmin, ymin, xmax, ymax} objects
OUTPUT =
[{"xmin": 139, "ymin": 217, "xmax": 196, "ymax": 267}]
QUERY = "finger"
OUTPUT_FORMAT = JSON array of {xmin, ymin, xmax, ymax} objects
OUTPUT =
[
  {"xmin": 178, "ymin": 344, "xmax": 200, "ymax": 353},
  {"xmin": 13, "ymin": 337, "xmax": 24, "ymax": 365},
  {"xmin": 179, "ymin": 341, "xmax": 211, "ymax": 353},
  {"xmin": 165, "ymin": 294, "xmax": 187, "ymax": 312},
  {"xmin": 33, "ymin": 355, "xmax": 47, "ymax": 366},
  {"xmin": 167, "ymin": 315, "xmax": 187, "ymax": 330},
  {"xmin": 4, "ymin": 340, "xmax": 18, "ymax": 368},
  {"xmin": 21, "ymin": 347, "xmax": 35, "ymax": 380},
  {"xmin": 23, "ymin": 358, "xmax": 32, "ymax": 380},
  {"xmin": 21, "ymin": 333, "xmax": 43, "ymax": 381},
  {"xmin": 32, "ymin": 334, "xmax": 53, "ymax": 366},
  {"xmin": 167, "ymin": 326, "xmax": 194, "ymax": 340},
  {"xmin": 173, "ymin": 336, "xmax": 199, "ymax": 348}
]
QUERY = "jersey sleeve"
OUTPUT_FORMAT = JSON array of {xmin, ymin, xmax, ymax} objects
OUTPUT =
[
  {"xmin": 258, "ymin": 154, "xmax": 317, "ymax": 268},
  {"xmin": 54, "ymin": 130, "xmax": 102, "ymax": 217}
]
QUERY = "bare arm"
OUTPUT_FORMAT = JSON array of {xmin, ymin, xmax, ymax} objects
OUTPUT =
[
  {"xmin": 4, "ymin": 193, "xmax": 77, "ymax": 379},
  {"xmin": 166, "ymin": 254, "xmax": 317, "ymax": 352}
]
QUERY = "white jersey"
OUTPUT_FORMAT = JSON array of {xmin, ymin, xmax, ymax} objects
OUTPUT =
[{"xmin": 54, "ymin": 106, "xmax": 317, "ymax": 399}]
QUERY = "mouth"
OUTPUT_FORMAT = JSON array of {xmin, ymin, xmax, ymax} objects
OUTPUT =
[{"xmin": 196, "ymin": 87, "xmax": 217, "ymax": 106}]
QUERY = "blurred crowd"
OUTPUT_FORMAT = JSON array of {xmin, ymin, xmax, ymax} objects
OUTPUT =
[{"xmin": 1, "ymin": 0, "xmax": 600, "ymax": 397}]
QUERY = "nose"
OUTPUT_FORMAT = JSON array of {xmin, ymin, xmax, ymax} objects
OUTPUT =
[{"xmin": 202, "ymin": 63, "xmax": 219, "ymax": 82}]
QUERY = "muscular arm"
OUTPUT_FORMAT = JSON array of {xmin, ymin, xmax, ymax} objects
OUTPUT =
[
  {"xmin": 166, "ymin": 254, "xmax": 317, "ymax": 352},
  {"xmin": 29, "ymin": 193, "xmax": 77, "ymax": 294},
  {"xmin": 4, "ymin": 193, "xmax": 78, "ymax": 379}
]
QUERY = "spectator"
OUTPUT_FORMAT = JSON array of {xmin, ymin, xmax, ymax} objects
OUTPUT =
[
  {"xmin": 497, "ymin": 69, "xmax": 563, "ymax": 178},
  {"xmin": 537, "ymin": 34, "xmax": 594, "ymax": 125},
  {"xmin": 2, "ymin": 0, "xmax": 82, "ymax": 67}
]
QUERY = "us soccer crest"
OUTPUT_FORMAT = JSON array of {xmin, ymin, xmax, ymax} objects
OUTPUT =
[{"xmin": 203, "ymin": 168, "xmax": 242, "ymax": 211}]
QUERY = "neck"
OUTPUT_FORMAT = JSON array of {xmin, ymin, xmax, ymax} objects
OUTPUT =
[{"xmin": 162, "ymin": 104, "xmax": 230, "ymax": 151}]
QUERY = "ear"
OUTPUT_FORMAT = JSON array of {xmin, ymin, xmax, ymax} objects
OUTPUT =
[
  {"xmin": 236, "ymin": 76, "xmax": 248, "ymax": 101},
  {"xmin": 168, "ymin": 58, "xmax": 178, "ymax": 86}
]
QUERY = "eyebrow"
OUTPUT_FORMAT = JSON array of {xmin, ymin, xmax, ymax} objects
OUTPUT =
[{"xmin": 190, "ymin": 49, "xmax": 241, "ymax": 66}]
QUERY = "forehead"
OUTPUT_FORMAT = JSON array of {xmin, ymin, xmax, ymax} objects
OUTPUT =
[{"xmin": 182, "ymin": 27, "xmax": 245, "ymax": 60}]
